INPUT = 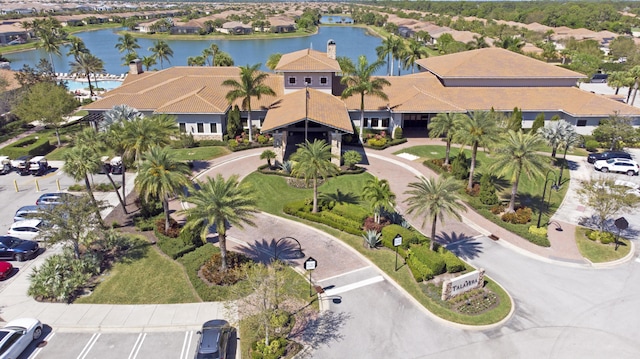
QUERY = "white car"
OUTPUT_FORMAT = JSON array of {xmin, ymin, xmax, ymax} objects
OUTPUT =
[
  {"xmin": 0, "ymin": 318, "xmax": 43, "ymax": 359},
  {"xmin": 7, "ymin": 219, "xmax": 47, "ymax": 241},
  {"xmin": 594, "ymin": 158, "xmax": 639, "ymax": 176}
]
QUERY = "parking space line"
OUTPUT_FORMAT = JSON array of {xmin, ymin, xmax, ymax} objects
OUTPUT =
[
  {"xmin": 128, "ymin": 333, "xmax": 146, "ymax": 359},
  {"xmin": 29, "ymin": 332, "xmax": 55, "ymax": 358},
  {"xmin": 180, "ymin": 331, "xmax": 194, "ymax": 359},
  {"xmin": 77, "ymin": 333, "xmax": 100, "ymax": 359},
  {"xmin": 317, "ymin": 266, "xmax": 372, "ymax": 283}
]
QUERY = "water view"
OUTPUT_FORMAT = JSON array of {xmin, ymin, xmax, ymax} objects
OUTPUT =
[{"xmin": 4, "ymin": 26, "xmax": 383, "ymax": 76}]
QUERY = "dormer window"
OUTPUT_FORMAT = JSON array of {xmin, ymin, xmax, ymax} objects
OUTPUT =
[
  {"xmin": 288, "ymin": 77, "xmax": 296, "ymax": 85},
  {"xmin": 304, "ymin": 77, "xmax": 312, "ymax": 85}
]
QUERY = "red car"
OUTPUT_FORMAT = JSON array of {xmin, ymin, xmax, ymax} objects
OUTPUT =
[{"xmin": 0, "ymin": 261, "xmax": 13, "ymax": 280}]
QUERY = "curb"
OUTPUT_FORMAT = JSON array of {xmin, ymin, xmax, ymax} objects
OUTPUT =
[{"xmin": 590, "ymin": 240, "xmax": 637, "ymax": 268}]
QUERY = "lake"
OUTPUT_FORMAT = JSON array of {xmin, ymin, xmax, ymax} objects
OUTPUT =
[{"xmin": 4, "ymin": 26, "xmax": 384, "ymax": 76}]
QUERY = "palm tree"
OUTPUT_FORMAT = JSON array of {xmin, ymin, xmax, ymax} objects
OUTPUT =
[
  {"xmin": 119, "ymin": 114, "xmax": 178, "ymax": 165},
  {"xmin": 35, "ymin": 28, "xmax": 62, "ymax": 74},
  {"xmin": 66, "ymin": 36, "xmax": 88, "ymax": 61},
  {"xmin": 63, "ymin": 145, "xmax": 104, "ymax": 225},
  {"xmin": 69, "ymin": 52, "xmax": 104, "ymax": 97},
  {"xmin": 141, "ymin": 55, "xmax": 157, "ymax": 71},
  {"xmin": 340, "ymin": 55, "xmax": 390, "ymax": 143},
  {"xmin": 181, "ymin": 174, "xmax": 258, "ymax": 271},
  {"xmin": 135, "ymin": 146, "xmax": 191, "ymax": 230},
  {"xmin": 607, "ymin": 71, "xmax": 630, "ymax": 95},
  {"xmin": 266, "ymin": 53, "xmax": 282, "ymax": 71},
  {"xmin": 260, "ymin": 149, "xmax": 276, "ymax": 168},
  {"xmin": 290, "ymin": 139, "xmax": 339, "ymax": 213},
  {"xmin": 222, "ymin": 63, "xmax": 275, "ymax": 142},
  {"xmin": 115, "ymin": 33, "xmax": 140, "ymax": 55},
  {"xmin": 214, "ymin": 52, "xmax": 234, "ymax": 66},
  {"xmin": 376, "ymin": 35, "xmax": 402, "ymax": 76},
  {"xmin": 187, "ymin": 56, "xmax": 205, "ymax": 66},
  {"xmin": 453, "ymin": 111, "xmax": 500, "ymax": 190},
  {"xmin": 149, "ymin": 40, "xmax": 173, "ymax": 69},
  {"xmin": 362, "ymin": 177, "xmax": 396, "ymax": 224},
  {"xmin": 404, "ymin": 176, "xmax": 466, "ymax": 251},
  {"xmin": 401, "ymin": 39, "xmax": 429, "ymax": 74},
  {"xmin": 428, "ymin": 112, "xmax": 462, "ymax": 165},
  {"xmin": 490, "ymin": 131, "xmax": 547, "ymax": 213},
  {"xmin": 202, "ymin": 43, "xmax": 219, "ymax": 66},
  {"xmin": 467, "ymin": 35, "xmax": 489, "ymax": 50},
  {"xmin": 537, "ymin": 119, "xmax": 573, "ymax": 157},
  {"xmin": 495, "ymin": 36, "xmax": 525, "ymax": 53}
]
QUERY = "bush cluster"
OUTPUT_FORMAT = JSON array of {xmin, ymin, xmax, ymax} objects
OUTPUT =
[
  {"xmin": 380, "ymin": 224, "xmax": 425, "ymax": 255},
  {"xmin": 501, "ymin": 207, "xmax": 532, "ymax": 224},
  {"xmin": 528, "ymin": 225, "xmax": 548, "ymax": 237},
  {"xmin": 283, "ymin": 200, "xmax": 363, "ymax": 235},
  {"xmin": 155, "ymin": 217, "xmax": 181, "ymax": 238},
  {"xmin": 408, "ymin": 245, "xmax": 446, "ymax": 275},
  {"xmin": 362, "ymin": 216, "xmax": 390, "ymax": 233},
  {"xmin": 586, "ymin": 229, "xmax": 616, "ymax": 244},
  {"xmin": 439, "ymin": 248, "xmax": 466, "ymax": 273},
  {"xmin": 251, "ymin": 337, "xmax": 288, "ymax": 359},
  {"xmin": 201, "ymin": 252, "xmax": 251, "ymax": 286},
  {"xmin": 156, "ymin": 228, "xmax": 201, "ymax": 259},
  {"xmin": 2, "ymin": 136, "xmax": 54, "ymax": 157}
]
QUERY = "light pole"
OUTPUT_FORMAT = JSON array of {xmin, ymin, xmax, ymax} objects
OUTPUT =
[
  {"xmin": 273, "ymin": 236, "xmax": 304, "ymax": 262},
  {"xmin": 537, "ymin": 170, "xmax": 559, "ymax": 228}
]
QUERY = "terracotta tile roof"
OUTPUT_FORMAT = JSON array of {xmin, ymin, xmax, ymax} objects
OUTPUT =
[
  {"xmin": 83, "ymin": 67, "xmax": 283, "ymax": 112},
  {"xmin": 275, "ymin": 49, "xmax": 341, "ymax": 72},
  {"xmin": 416, "ymin": 48, "xmax": 586, "ymax": 79},
  {"xmin": 262, "ymin": 88, "xmax": 352, "ymax": 133}
]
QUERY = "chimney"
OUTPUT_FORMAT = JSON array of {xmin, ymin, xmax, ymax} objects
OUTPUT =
[
  {"xmin": 129, "ymin": 59, "xmax": 143, "ymax": 75},
  {"xmin": 327, "ymin": 39, "xmax": 336, "ymax": 60}
]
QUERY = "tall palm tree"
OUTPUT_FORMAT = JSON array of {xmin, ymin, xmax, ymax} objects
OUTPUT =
[
  {"xmin": 35, "ymin": 28, "xmax": 62, "ymax": 74},
  {"xmin": 63, "ymin": 145, "xmax": 104, "ymax": 225},
  {"xmin": 290, "ymin": 139, "xmax": 339, "ymax": 213},
  {"xmin": 428, "ymin": 112, "xmax": 462, "ymax": 166},
  {"xmin": 149, "ymin": 40, "xmax": 173, "ymax": 69},
  {"xmin": 537, "ymin": 119, "xmax": 573, "ymax": 157},
  {"xmin": 66, "ymin": 36, "xmax": 88, "ymax": 61},
  {"xmin": 490, "ymin": 130, "xmax": 547, "ymax": 213},
  {"xmin": 404, "ymin": 176, "xmax": 466, "ymax": 251},
  {"xmin": 69, "ymin": 52, "xmax": 104, "ymax": 97},
  {"xmin": 453, "ymin": 111, "xmax": 500, "ymax": 190},
  {"xmin": 181, "ymin": 174, "xmax": 258, "ymax": 271},
  {"xmin": 266, "ymin": 53, "xmax": 282, "ymax": 71},
  {"xmin": 401, "ymin": 39, "xmax": 429, "ymax": 74},
  {"xmin": 214, "ymin": 51, "xmax": 234, "ymax": 66},
  {"xmin": 136, "ymin": 146, "xmax": 191, "ymax": 230},
  {"xmin": 376, "ymin": 35, "xmax": 402, "ymax": 76},
  {"xmin": 340, "ymin": 55, "xmax": 390, "ymax": 143},
  {"xmin": 607, "ymin": 71, "xmax": 630, "ymax": 95},
  {"xmin": 362, "ymin": 177, "xmax": 396, "ymax": 224},
  {"xmin": 202, "ymin": 43, "xmax": 219, "ymax": 66},
  {"xmin": 141, "ymin": 55, "xmax": 157, "ymax": 71},
  {"xmin": 115, "ymin": 33, "xmax": 140, "ymax": 55},
  {"xmin": 120, "ymin": 114, "xmax": 178, "ymax": 165},
  {"xmin": 222, "ymin": 63, "xmax": 275, "ymax": 142}
]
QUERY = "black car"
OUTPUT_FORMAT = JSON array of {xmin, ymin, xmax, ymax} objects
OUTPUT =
[
  {"xmin": 587, "ymin": 151, "xmax": 632, "ymax": 164},
  {"xmin": 194, "ymin": 320, "xmax": 234, "ymax": 359},
  {"xmin": 0, "ymin": 236, "xmax": 39, "ymax": 262}
]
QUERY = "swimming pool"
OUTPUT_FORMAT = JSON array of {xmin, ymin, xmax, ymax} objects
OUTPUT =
[{"xmin": 63, "ymin": 79, "xmax": 123, "ymax": 91}]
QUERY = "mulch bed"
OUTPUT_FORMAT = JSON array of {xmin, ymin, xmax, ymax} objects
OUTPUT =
[{"xmin": 103, "ymin": 191, "xmax": 156, "ymax": 243}]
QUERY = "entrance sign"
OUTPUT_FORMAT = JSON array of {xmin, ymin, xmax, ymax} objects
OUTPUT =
[{"xmin": 441, "ymin": 269, "xmax": 485, "ymax": 301}]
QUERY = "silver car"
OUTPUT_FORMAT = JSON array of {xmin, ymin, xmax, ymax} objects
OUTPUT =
[{"xmin": 0, "ymin": 318, "xmax": 43, "ymax": 359}]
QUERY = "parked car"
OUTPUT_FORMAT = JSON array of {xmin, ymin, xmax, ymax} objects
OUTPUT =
[
  {"xmin": 590, "ymin": 73, "xmax": 608, "ymax": 83},
  {"xmin": 7, "ymin": 219, "xmax": 48, "ymax": 241},
  {"xmin": 0, "ymin": 261, "xmax": 13, "ymax": 280},
  {"xmin": 0, "ymin": 156, "xmax": 11, "ymax": 175},
  {"xmin": 594, "ymin": 158, "xmax": 639, "ymax": 176},
  {"xmin": 587, "ymin": 150, "xmax": 632, "ymax": 164},
  {"xmin": 0, "ymin": 318, "xmax": 43, "ymax": 359},
  {"xmin": 194, "ymin": 320, "xmax": 235, "ymax": 359},
  {"xmin": 13, "ymin": 205, "xmax": 47, "ymax": 222},
  {"xmin": 35, "ymin": 192, "xmax": 75, "ymax": 206},
  {"xmin": 28, "ymin": 156, "xmax": 50, "ymax": 176},
  {"xmin": 0, "ymin": 236, "xmax": 38, "ymax": 261}
]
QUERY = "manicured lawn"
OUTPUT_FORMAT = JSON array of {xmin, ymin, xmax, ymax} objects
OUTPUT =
[
  {"xmin": 168, "ymin": 146, "xmax": 230, "ymax": 161},
  {"xmin": 76, "ymin": 240, "xmax": 200, "ymax": 304},
  {"xmin": 242, "ymin": 171, "xmax": 373, "ymax": 215},
  {"xmin": 575, "ymin": 227, "xmax": 631, "ymax": 263}
]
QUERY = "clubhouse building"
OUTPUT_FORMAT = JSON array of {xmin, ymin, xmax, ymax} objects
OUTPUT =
[{"xmin": 84, "ymin": 41, "xmax": 640, "ymax": 163}]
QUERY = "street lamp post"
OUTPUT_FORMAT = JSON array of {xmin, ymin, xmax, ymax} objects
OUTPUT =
[
  {"xmin": 537, "ymin": 170, "xmax": 559, "ymax": 228},
  {"xmin": 273, "ymin": 236, "xmax": 304, "ymax": 262}
]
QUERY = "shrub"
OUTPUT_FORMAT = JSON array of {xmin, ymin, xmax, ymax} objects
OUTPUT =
[
  {"xmin": 332, "ymin": 203, "xmax": 369, "ymax": 223},
  {"xmin": 439, "ymin": 248, "xmax": 466, "ymax": 273},
  {"xmin": 198, "ymin": 139, "xmax": 226, "ymax": 147},
  {"xmin": 134, "ymin": 216, "xmax": 156, "ymax": 231},
  {"xmin": 363, "ymin": 216, "xmax": 391, "ymax": 233},
  {"xmin": 490, "ymin": 204, "xmax": 505, "ymax": 214},
  {"xmin": 479, "ymin": 172, "xmax": 499, "ymax": 205},
  {"xmin": 367, "ymin": 137, "xmax": 388, "ymax": 147},
  {"xmin": 407, "ymin": 255, "xmax": 434, "ymax": 282},
  {"xmin": 1, "ymin": 135, "xmax": 54, "ymax": 158},
  {"xmin": 587, "ymin": 230, "xmax": 616, "ymax": 244},
  {"xmin": 408, "ymin": 244, "xmax": 446, "ymax": 275},
  {"xmin": 451, "ymin": 152, "xmax": 469, "ymax": 180},
  {"xmin": 393, "ymin": 126, "xmax": 403, "ymax": 139},
  {"xmin": 155, "ymin": 217, "xmax": 181, "ymax": 238},
  {"xmin": 501, "ymin": 207, "xmax": 532, "ymax": 224},
  {"xmin": 157, "ymin": 236, "xmax": 197, "ymax": 259},
  {"xmin": 228, "ymin": 139, "xmax": 238, "ymax": 149},
  {"xmin": 252, "ymin": 337, "xmax": 288, "ymax": 359},
  {"xmin": 381, "ymin": 224, "xmax": 420, "ymax": 252},
  {"xmin": 362, "ymin": 229, "xmax": 382, "ymax": 248},
  {"xmin": 585, "ymin": 140, "xmax": 600, "ymax": 152},
  {"xmin": 528, "ymin": 225, "xmax": 548, "ymax": 237},
  {"xmin": 171, "ymin": 133, "xmax": 196, "ymax": 149},
  {"xmin": 27, "ymin": 250, "xmax": 97, "ymax": 302},
  {"xmin": 342, "ymin": 150, "xmax": 362, "ymax": 169},
  {"xmin": 201, "ymin": 252, "xmax": 251, "ymax": 286}
]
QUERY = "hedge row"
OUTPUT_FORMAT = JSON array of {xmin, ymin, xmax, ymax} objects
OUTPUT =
[
  {"xmin": 154, "ymin": 227, "xmax": 198, "ymax": 259},
  {"xmin": 1, "ymin": 136, "xmax": 54, "ymax": 158},
  {"xmin": 407, "ymin": 255, "xmax": 434, "ymax": 282},
  {"xmin": 363, "ymin": 138, "xmax": 408, "ymax": 150},
  {"xmin": 331, "ymin": 203, "xmax": 369, "ymax": 223},
  {"xmin": 408, "ymin": 245, "xmax": 446, "ymax": 275},
  {"xmin": 283, "ymin": 200, "xmax": 363, "ymax": 236},
  {"xmin": 380, "ymin": 224, "xmax": 427, "ymax": 255},
  {"xmin": 439, "ymin": 248, "xmax": 466, "ymax": 273}
]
